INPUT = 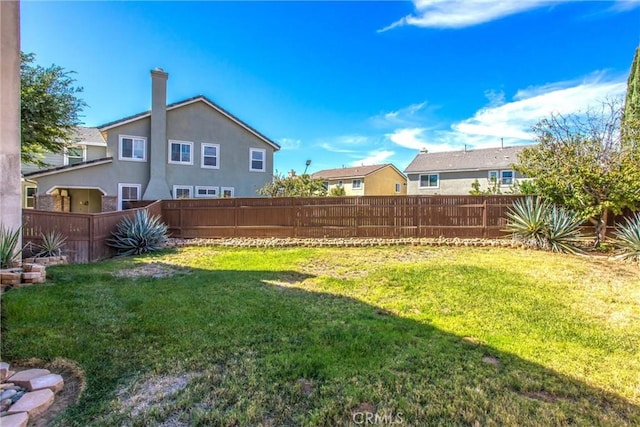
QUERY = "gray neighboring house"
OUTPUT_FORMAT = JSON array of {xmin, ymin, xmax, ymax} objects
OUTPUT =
[
  {"xmin": 23, "ymin": 68, "xmax": 280, "ymax": 212},
  {"xmin": 404, "ymin": 146, "xmax": 528, "ymax": 195}
]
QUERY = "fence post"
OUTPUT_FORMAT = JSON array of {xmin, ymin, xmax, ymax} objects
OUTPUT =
[
  {"xmin": 234, "ymin": 198, "xmax": 238, "ymax": 237},
  {"xmin": 482, "ymin": 197, "xmax": 488, "ymax": 238},
  {"xmin": 88, "ymin": 215, "xmax": 94, "ymax": 262}
]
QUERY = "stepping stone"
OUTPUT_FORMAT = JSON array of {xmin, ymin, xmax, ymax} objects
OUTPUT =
[
  {"xmin": 0, "ymin": 412, "xmax": 29, "ymax": 427},
  {"xmin": 7, "ymin": 389, "xmax": 54, "ymax": 418},
  {"xmin": 7, "ymin": 369, "xmax": 50, "ymax": 388},
  {"xmin": 0, "ymin": 362, "xmax": 9, "ymax": 381},
  {"xmin": 25, "ymin": 374, "xmax": 64, "ymax": 393}
]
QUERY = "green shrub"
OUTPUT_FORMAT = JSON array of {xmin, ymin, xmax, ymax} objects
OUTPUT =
[
  {"xmin": 613, "ymin": 212, "xmax": 640, "ymax": 263},
  {"xmin": 506, "ymin": 197, "xmax": 584, "ymax": 254},
  {"xmin": 0, "ymin": 225, "xmax": 21, "ymax": 269},
  {"xmin": 107, "ymin": 210, "xmax": 168, "ymax": 257},
  {"xmin": 35, "ymin": 230, "xmax": 67, "ymax": 257}
]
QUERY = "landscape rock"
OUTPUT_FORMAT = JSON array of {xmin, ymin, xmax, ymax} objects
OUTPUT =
[
  {"xmin": 7, "ymin": 389, "xmax": 54, "ymax": 418},
  {"xmin": 7, "ymin": 369, "xmax": 50, "ymax": 388},
  {"xmin": 1, "ymin": 398, "xmax": 13, "ymax": 411},
  {"xmin": 0, "ymin": 412, "xmax": 29, "ymax": 427},
  {"xmin": 0, "ymin": 362, "xmax": 9, "ymax": 381},
  {"xmin": 26, "ymin": 373, "xmax": 64, "ymax": 393},
  {"xmin": 0, "ymin": 389, "xmax": 17, "ymax": 400}
]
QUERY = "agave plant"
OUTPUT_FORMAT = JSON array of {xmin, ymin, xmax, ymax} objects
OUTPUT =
[
  {"xmin": 505, "ymin": 197, "xmax": 550, "ymax": 249},
  {"xmin": 544, "ymin": 205, "xmax": 585, "ymax": 254},
  {"xmin": 107, "ymin": 210, "xmax": 168, "ymax": 256},
  {"xmin": 613, "ymin": 212, "xmax": 640, "ymax": 263},
  {"xmin": 0, "ymin": 225, "xmax": 21, "ymax": 269},
  {"xmin": 505, "ymin": 197, "xmax": 585, "ymax": 254},
  {"xmin": 35, "ymin": 230, "xmax": 67, "ymax": 257}
]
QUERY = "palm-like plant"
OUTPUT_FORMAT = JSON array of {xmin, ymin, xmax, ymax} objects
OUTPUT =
[
  {"xmin": 545, "ymin": 205, "xmax": 585, "ymax": 254},
  {"xmin": 0, "ymin": 225, "xmax": 21, "ymax": 269},
  {"xmin": 35, "ymin": 230, "xmax": 67, "ymax": 257},
  {"xmin": 107, "ymin": 210, "xmax": 168, "ymax": 257},
  {"xmin": 505, "ymin": 197, "xmax": 550, "ymax": 249},
  {"xmin": 613, "ymin": 212, "xmax": 640, "ymax": 263},
  {"xmin": 505, "ymin": 197, "xmax": 585, "ymax": 254}
]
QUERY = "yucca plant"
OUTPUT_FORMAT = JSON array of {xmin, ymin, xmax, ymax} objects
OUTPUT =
[
  {"xmin": 505, "ymin": 197, "xmax": 585, "ymax": 254},
  {"xmin": 613, "ymin": 212, "xmax": 640, "ymax": 263},
  {"xmin": 505, "ymin": 197, "xmax": 550, "ymax": 249},
  {"xmin": 545, "ymin": 205, "xmax": 585, "ymax": 254},
  {"xmin": 0, "ymin": 225, "xmax": 22, "ymax": 269},
  {"xmin": 35, "ymin": 230, "xmax": 67, "ymax": 257},
  {"xmin": 107, "ymin": 210, "xmax": 168, "ymax": 256}
]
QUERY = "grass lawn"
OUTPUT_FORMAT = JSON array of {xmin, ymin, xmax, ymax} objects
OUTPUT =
[{"xmin": 1, "ymin": 246, "xmax": 639, "ymax": 426}]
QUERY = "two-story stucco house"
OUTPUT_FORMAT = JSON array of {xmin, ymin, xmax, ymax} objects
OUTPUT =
[
  {"xmin": 404, "ymin": 146, "xmax": 527, "ymax": 195},
  {"xmin": 311, "ymin": 164, "xmax": 407, "ymax": 196},
  {"xmin": 23, "ymin": 68, "xmax": 280, "ymax": 212}
]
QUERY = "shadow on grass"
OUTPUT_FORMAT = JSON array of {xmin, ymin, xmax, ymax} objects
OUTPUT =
[{"xmin": 1, "ymin": 254, "xmax": 638, "ymax": 426}]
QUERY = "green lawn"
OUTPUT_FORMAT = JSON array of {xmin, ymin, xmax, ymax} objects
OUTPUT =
[{"xmin": 2, "ymin": 246, "xmax": 639, "ymax": 426}]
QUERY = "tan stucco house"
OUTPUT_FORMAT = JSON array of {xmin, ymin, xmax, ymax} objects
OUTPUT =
[
  {"xmin": 311, "ymin": 164, "xmax": 407, "ymax": 196},
  {"xmin": 22, "ymin": 68, "xmax": 280, "ymax": 212},
  {"xmin": 404, "ymin": 146, "xmax": 527, "ymax": 195}
]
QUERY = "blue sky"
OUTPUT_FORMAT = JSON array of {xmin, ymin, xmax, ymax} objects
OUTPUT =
[{"xmin": 21, "ymin": 1, "xmax": 640, "ymax": 175}]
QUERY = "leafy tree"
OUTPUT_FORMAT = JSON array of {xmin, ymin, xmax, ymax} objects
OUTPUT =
[
  {"xmin": 257, "ymin": 173, "xmax": 328, "ymax": 197},
  {"xmin": 515, "ymin": 100, "xmax": 640, "ymax": 246},
  {"xmin": 21, "ymin": 52, "xmax": 86, "ymax": 166}
]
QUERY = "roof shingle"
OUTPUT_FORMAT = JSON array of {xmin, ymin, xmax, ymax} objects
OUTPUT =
[
  {"xmin": 404, "ymin": 146, "xmax": 529, "ymax": 173},
  {"xmin": 311, "ymin": 164, "xmax": 392, "ymax": 180}
]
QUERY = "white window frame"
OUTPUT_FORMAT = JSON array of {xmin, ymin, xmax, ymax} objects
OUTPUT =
[
  {"xmin": 118, "ymin": 135, "xmax": 147, "ymax": 162},
  {"xmin": 64, "ymin": 145, "xmax": 86, "ymax": 165},
  {"xmin": 195, "ymin": 185, "xmax": 219, "ymax": 198},
  {"xmin": 249, "ymin": 148, "xmax": 266, "ymax": 172},
  {"xmin": 337, "ymin": 180, "xmax": 344, "ymax": 188},
  {"xmin": 201, "ymin": 143, "xmax": 220, "ymax": 169},
  {"xmin": 352, "ymin": 179, "xmax": 363, "ymax": 190},
  {"xmin": 169, "ymin": 140, "xmax": 194, "ymax": 165},
  {"xmin": 172, "ymin": 185, "xmax": 193, "ymax": 199},
  {"xmin": 395, "ymin": 183, "xmax": 401, "ymax": 193},
  {"xmin": 419, "ymin": 173, "xmax": 439, "ymax": 189},
  {"xmin": 488, "ymin": 170, "xmax": 499, "ymax": 183},
  {"xmin": 24, "ymin": 186, "xmax": 37, "ymax": 209},
  {"xmin": 117, "ymin": 183, "xmax": 141, "ymax": 211},
  {"xmin": 221, "ymin": 187, "xmax": 235, "ymax": 198},
  {"xmin": 500, "ymin": 170, "xmax": 514, "ymax": 186}
]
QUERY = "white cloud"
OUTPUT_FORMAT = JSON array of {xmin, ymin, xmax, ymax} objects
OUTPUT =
[
  {"xmin": 349, "ymin": 150, "xmax": 395, "ymax": 167},
  {"xmin": 385, "ymin": 74, "xmax": 626, "ymax": 151},
  {"xmin": 379, "ymin": 0, "xmax": 640, "ymax": 31},
  {"xmin": 278, "ymin": 138, "xmax": 301, "ymax": 150}
]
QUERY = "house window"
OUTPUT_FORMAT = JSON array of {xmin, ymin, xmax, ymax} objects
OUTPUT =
[
  {"xmin": 338, "ymin": 180, "xmax": 344, "ymax": 188},
  {"xmin": 323, "ymin": 181, "xmax": 329, "ymax": 189},
  {"xmin": 119, "ymin": 136, "xmax": 146, "ymax": 161},
  {"xmin": 169, "ymin": 140, "xmax": 193, "ymax": 165},
  {"xmin": 201, "ymin": 143, "xmax": 220, "ymax": 169},
  {"xmin": 173, "ymin": 185, "xmax": 192, "ymax": 199},
  {"xmin": 195, "ymin": 186, "xmax": 219, "ymax": 198},
  {"xmin": 419, "ymin": 174, "xmax": 439, "ymax": 188},
  {"xmin": 352, "ymin": 179, "xmax": 362, "ymax": 190},
  {"xmin": 118, "ymin": 183, "xmax": 141, "ymax": 210},
  {"xmin": 488, "ymin": 170, "xmax": 499, "ymax": 183},
  {"xmin": 395, "ymin": 183, "xmax": 401, "ymax": 193},
  {"xmin": 25, "ymin": 186, "xmax": 37, "ymax": 209},
  {"xmin": 500, "ymin": 170, "xmax": 514, "ymax": 186},
  {"xmin": 221, "ymin": 187, "xmax": 235, "ymax": 198},
  {"xmin": 249, "ymin": 148, "xmax": 265, "ymax": 172},
  {"xmin": 65, "ymin": 146, "xmax": 85, "ymax": 165}
]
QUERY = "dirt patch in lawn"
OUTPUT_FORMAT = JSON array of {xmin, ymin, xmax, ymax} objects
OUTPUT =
[{"xmin": 113, "ymin": 262, "xmax": 187, "ymax": 279}]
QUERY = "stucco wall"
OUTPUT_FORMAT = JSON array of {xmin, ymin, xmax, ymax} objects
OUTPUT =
[
  {"xmin": 365, "ymin": 167, "xmax": 407, "ymax": 195},
  {"xmin": 164, "ymin": 102, "xmax": 275, "ymax": 197},
  {"xmin": 407, "ymin": 169, "xmax": 524, "ymax": 195}
]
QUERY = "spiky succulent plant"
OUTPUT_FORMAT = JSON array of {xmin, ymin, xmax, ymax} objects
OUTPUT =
[
  {"xmin": 107, "ymin": 210, "xmax": 168, "ymax": 256},
  {"xmin": 613, "ymin": 212, "xmax": 640, "ymax": 263}
]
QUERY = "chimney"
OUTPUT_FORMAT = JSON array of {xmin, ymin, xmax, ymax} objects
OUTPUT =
[{"xmin": 143, "ymin": 68, "xmax": 172, "ymax": 200}]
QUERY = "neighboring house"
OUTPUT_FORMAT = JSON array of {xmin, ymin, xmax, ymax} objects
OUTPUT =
[
  {"xmin": 21, "ymin": 127, "xmax": 108, "ymax": 210},
  {"xmin": 23, "ymin": 68, "xmax": 280, "ymax": 212},
  {"xmin": 311, "ymin": 164, "xmax": 407, "ymax": 196},
  {"xmin": 404, "ymin": 146, "xmax": 527, "ymax": 195}
]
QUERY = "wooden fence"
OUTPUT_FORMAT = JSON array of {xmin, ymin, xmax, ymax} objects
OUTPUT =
[
  {"xmin": 161, "ymin": 195, "xmax": 524, "ymax": 239},
  {"xmin": 22, "ymin": 200, "xmax": 163, "ymax": 263}
]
